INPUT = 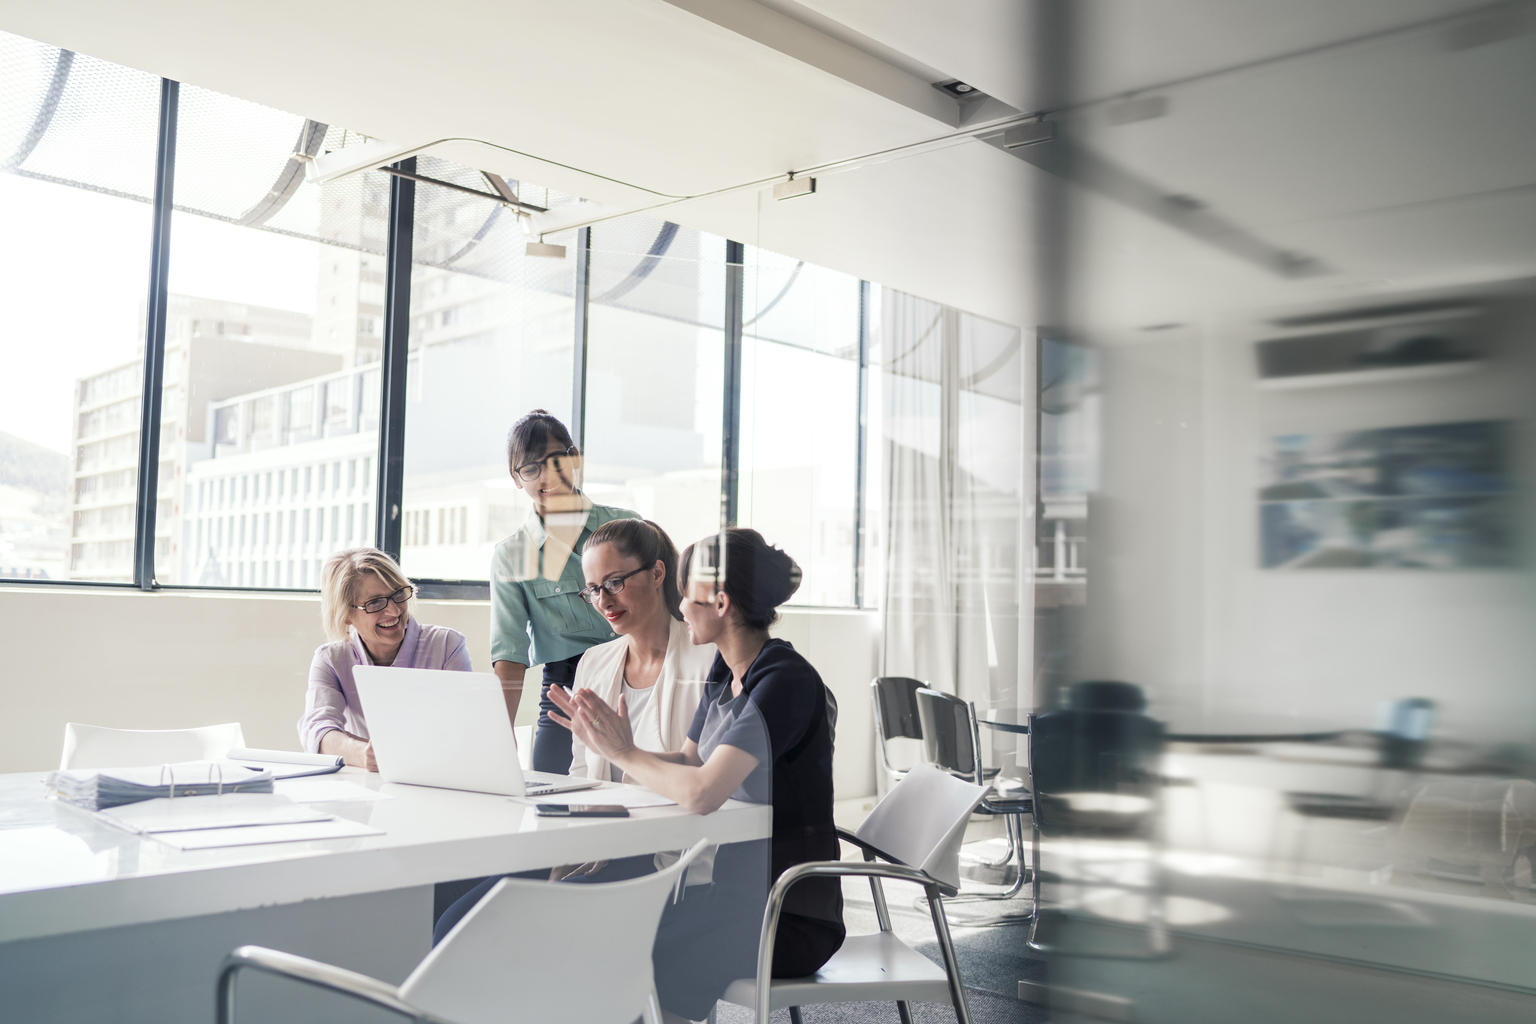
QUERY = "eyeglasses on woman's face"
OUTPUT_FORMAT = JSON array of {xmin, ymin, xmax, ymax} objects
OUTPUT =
[
  {"xmin": 577, "ymin": 566, "xmax": 649, "ymax": 605},
  {"xmin": 352, "ymin": 585, "xmax": 413, "ymax": 614},
  {"xmin": 514, "ymin": 447, "xmax": 578, "ymax": 482}
]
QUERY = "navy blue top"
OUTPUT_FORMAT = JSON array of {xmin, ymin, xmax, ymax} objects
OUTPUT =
[{"xmin": 689, "ymin": 638, "xmax": 840, "ymax": 924}]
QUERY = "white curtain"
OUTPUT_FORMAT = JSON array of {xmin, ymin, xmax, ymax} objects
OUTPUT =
[{"xmin": 874, "ymin": 287, "xmax": 1029, "ymax": 716}]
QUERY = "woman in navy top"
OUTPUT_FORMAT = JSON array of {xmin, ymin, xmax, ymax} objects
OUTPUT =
[{"xmin": 551, "ymin": 528, "xmax": 843, "ymax": 1020}]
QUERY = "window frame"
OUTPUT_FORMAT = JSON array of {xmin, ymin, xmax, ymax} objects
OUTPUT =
[{"xmin": 3, "ymin": 71, "xmax": 873, "ymax": 608}]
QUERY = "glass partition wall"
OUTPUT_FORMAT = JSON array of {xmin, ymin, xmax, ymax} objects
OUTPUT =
[{"xmin": 1025, "ymin": 7, "xmax": 1536, "ymax": 1022}]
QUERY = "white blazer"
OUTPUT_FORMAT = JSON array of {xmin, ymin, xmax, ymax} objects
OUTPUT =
[{"xmin": 568, "ymin": 617, "xmax": 717, "ymax": 781}]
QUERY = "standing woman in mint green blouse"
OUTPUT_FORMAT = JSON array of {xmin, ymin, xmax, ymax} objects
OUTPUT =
[{"xmin": 490, "ymin": 410, "xmax": 638, "ymax": 774}]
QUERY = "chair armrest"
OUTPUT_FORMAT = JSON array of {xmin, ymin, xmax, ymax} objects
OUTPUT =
[
  {"xmin": 217, "ymin": 946, "xmax": 450, "ymax": 1024},
  {"xmin": 746, "ymin": 861, "xmax": 956, "ymax": 1024},
  {"xmin": 835, "ymin": 827, "xmax": 905, "ymax": 865}
]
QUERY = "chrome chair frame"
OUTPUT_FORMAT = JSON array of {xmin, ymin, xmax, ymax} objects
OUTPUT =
[
  {"xmin": 744, "ymin": 828, "xmax": 973, "ymax": 1024},
  {"xmin": 914, "ymin": 687, "xmax": 1035, "ymax": 920}
]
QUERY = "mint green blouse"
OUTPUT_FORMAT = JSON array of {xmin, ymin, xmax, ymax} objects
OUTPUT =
[{"xmin": 489, "ymin": 503, "xmax": 639, "ymax": 667}]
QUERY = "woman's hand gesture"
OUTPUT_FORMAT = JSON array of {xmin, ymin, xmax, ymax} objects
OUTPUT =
[{"xmin": 548, "ymin": 685, "xmax": 637, "ymax": 762}]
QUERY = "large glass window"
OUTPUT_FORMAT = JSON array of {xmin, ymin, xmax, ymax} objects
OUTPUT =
[
  {"xmin": 739, "ymin": 245, "xmax": 860, "ymax": 605},
  {"xmin": 582, "ymin": 214, "xmax": 726, "ymax": 554},
  {"xmin": 0, "ymin": 33, "xmax": 158, "ymax": 583},
  {"xmin": 157, "ymin": 83, "xmax": 390, "ymax": 588},
  {"xmin": 399, "ymin": 159, "xmax": 578, "ymax": 582}
]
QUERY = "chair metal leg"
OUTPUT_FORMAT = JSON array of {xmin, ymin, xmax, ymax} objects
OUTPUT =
[
  {"xmin": 925, "ymin": 886, "xmax": 974, "ymax": 1024},
  {"xmin": 943, "ymin": 814, "xmax": 1037, "ymax": 925},
  {"xmin": 896, "ymin": 1000, "xmax": 915, "ymax": 1024},
  {"xmin": 788, "ymin": 1006, "xmax": 804, "ymax": 1024},
  {"xmin": 1026, "ymin": 818, "xmax": 1049, "ymax": 952}
]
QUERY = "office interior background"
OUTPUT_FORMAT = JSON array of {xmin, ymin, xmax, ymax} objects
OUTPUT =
[{"xmin": 2, "ymin": 1, "xmax": 1535, "ymax": 1022}]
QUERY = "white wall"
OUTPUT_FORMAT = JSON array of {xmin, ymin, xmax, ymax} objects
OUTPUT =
[
  {"xmin": 1082, "ymin": 286, "xmax": 1536, "ymax": 746},
  {"xmin": 0, "ymin": 586, "xmax": 879, "ymax": 794}
]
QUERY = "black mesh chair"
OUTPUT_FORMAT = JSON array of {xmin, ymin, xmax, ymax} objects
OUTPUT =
[
  {"xmin": 913, "ymin": 687, "xmax": 1033, "ymax": 923},
  {"xmin": 1026, "ymin": 681, "xmax": 1168, "ymax": 956},
  {"xmin": 871, "ymin": 677, "xmax": 927, "ymax": 790}
]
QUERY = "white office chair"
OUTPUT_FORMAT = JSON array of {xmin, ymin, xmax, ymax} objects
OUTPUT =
[
  {"xmin": 717, "ymin": 764, "xmax": 988, "ymax": 1024},
  {"xmin": 59, "ymin": 722, "xmax": 246, "ymax": 770},
  {"xmin": 217, "ymin": 838, "xmax": 711, "ymax": 1024}
]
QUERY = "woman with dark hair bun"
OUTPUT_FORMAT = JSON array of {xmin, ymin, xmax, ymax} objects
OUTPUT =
[
  {"xmin": 489, "ymin": 409, "xmax": 638, "ymax": 774},
  {"xmin": 550, "ymin": 528, "xmax": 843, "ymax": 1021}
]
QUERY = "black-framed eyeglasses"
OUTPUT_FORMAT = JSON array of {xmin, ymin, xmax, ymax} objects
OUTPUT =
[
  {"xmin": 577, "ymin": 567, "xmax": 649, "ymax": 605},
  {"xmin": 514, "ymin": 447, "xmax": 578, "ymax": 482},
  {"xmin": 352, "ymin": 585, "xmax": 413, "ymax": 614}
]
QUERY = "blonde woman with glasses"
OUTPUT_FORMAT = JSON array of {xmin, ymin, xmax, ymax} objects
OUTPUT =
[{"xmin": 299, "ymin": 547, "xmax": 473, "ymax": 770}]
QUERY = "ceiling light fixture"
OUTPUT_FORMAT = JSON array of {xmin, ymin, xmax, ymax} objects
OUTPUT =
[
  {"xmin": 773, "ymin": 175, "xmax": 816, "ymax": 201},
  {"xmin": 935, "ymin": 79, "xmax": 983, "ymax": 101}
]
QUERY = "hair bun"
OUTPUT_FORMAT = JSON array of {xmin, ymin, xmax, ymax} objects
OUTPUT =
[{"xmin": 760, "ymin": 544, "xmax": 801, "ymax": 607}]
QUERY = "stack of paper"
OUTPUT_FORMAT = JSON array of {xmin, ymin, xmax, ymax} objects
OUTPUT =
[
  {"xmin": 226, "ymin": 747, "xmax": 345, "ymax": 780},
  {"xmin": 49, "ymin": 762, "xmax": 274, "ymax": 811}
]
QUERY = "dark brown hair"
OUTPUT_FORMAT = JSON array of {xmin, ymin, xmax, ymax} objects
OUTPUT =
[
  {"xmin": 506, "ymin": 409, "xmax": 576, "ymax": 477},
  {"xmin": 679, "ymin": 527, "xmax": 801, "ymax": 630},
  {"xmin": 587, "ymin": 518, "xmax": 684, "ymax": 621}
]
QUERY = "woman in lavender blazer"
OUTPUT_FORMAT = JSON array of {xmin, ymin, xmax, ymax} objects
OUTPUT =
[{"xmin": 298, "ymin": 548, "xmax": 473, "ymax": 769}]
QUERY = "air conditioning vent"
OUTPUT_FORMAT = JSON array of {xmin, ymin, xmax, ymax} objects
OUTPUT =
[{"xmin": 1255, "ymin": 306, "xmax": 1485, "ymax": 390}]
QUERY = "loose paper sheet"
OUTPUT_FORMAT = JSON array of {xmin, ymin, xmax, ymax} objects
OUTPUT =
[{"xmin": 148, "ymin": 818, "xmax": 383, "ymax": 850}]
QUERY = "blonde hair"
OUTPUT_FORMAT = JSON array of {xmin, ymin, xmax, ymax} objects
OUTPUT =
[{"xmin": 320, "ymin": 548, "xmax": 414, "ymax": 641}]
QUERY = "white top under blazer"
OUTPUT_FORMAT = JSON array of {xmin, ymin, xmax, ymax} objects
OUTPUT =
[{"xmin": 567, "ymin": 617, "xmax": 717, "ymax": 782}]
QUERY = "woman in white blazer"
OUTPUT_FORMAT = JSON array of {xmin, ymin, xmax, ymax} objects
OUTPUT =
[{"xmin": 566, "ymin": 517, "xmax": 716, "ymax": 782}]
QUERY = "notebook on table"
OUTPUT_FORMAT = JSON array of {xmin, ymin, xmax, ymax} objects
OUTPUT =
[
  {"xmin": 225, "ymin": 747, "xmax": 345, "ymax": 780},
  {"xmin": 352, "ymin": 666, "xmax": 600, "ymax": 798}
]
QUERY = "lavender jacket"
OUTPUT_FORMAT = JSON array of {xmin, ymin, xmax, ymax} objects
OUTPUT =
[{"xmin": 298, "ymin": 617, "xmax": 474, "ymax": 753}]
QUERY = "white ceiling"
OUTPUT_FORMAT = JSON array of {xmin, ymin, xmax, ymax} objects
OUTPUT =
[{"xmin": 5, "ymin": 0, "xmax": 1532, "ymax": 330}]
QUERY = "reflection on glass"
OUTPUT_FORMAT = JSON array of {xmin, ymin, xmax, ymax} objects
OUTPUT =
[
  {"xmin": 1023, "ymin": 7, "xmax": 1536, "ymax": 1021},
  {"xmin": 399, "ymin": 158, "xmax": 579, "ymax": 582},
  {"xmin": 0, "ymin": 32, "xmax": 157, "ymax": 582},
  {"xmin": 160, "ymin": 82, "xmax": 390, "ymax": 588},
  {"xmin": 583, "ymin": 214, "xmax": 726, "ymax": 553}
]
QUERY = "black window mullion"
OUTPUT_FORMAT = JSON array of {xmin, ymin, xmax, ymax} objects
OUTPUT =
[
  {"xmin": 376, "ymin": 158, "xmax": 416, "ymax": 561},
  {"xmin": 133, "ymin": 78, "xmax": 179, "ymax": 591},
  {"xmin": 721, "ymin": 240, "xmax": 745, "ymax": 528}
]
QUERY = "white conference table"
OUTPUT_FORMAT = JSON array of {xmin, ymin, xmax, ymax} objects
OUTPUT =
[{"xmin": 0, "ymin": 768, "xmax": 772, "ymax": 1024}]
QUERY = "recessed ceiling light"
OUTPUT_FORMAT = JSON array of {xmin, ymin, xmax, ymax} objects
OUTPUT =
[{"xmin": 935, "ymin": 80, "xmax": 985, "ymax": 101}]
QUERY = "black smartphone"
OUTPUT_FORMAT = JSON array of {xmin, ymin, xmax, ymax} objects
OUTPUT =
[{"xmin": 535, "ymin": 804, "xmax": 630, "ymax": 818}]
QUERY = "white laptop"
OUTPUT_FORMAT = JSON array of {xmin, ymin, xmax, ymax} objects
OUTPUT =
[{"xmin": 352, "ymin": 666, "xmax": 599, "ymax": 798}]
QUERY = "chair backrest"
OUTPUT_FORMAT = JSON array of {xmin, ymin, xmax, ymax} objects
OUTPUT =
[
  {"xmin": 1028, "ymin": 709, "xmax": 1164, "ymax": 831},
  {"xmin": 60, "ymin": 722, "xmax": 247, "ymax": 770},
  {"xmin": 1068, "ymin": 680, "xmax": 1146, "ymax": 713},
  {"xmin": 401, "ymin": 839, "xmax": 711, "ymax": 1024},
  {"xmin": 914, "ymin": 687, "xmax": 982, "ymax": 781},
  {"xmin": 871, "ymin": 677, "xmax": 925, "ymax": 778},
  {"xmin": 855, "ymin": 762, "xmax": 986, "ymax": 890}
]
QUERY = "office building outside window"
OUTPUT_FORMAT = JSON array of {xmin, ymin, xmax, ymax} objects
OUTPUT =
[
  {"xmin": 582, "ymin": 215, "xmax": 727, "ymax": 554},
  {"xmin": 398, "ymin": 157, "xmax": 579, "ymax": 583},
  {"xmin": 154, "ymin": 82, "xmax": 390, "ymax": 587}
]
